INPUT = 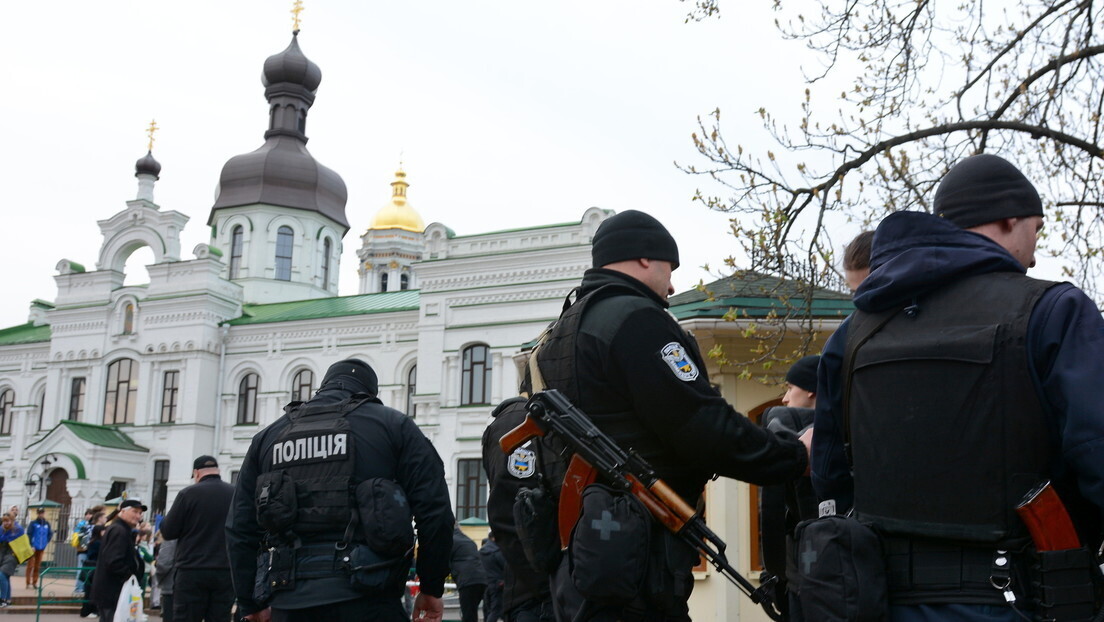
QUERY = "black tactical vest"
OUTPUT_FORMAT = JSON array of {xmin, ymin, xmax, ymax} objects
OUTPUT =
[
  {"xmin": 844, "ymin": 272, "xmax": 1056, "ymax": 545},
  {"xmin": 256, "ymin": 397, "xmax": 368, "ymax": 543}
]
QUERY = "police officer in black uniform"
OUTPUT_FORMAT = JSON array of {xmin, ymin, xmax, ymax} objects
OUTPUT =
[
  {"xmin": 226, "ymin": 359, "xmax": 454, "ymax": 622},
  {"xmin": 535, "ymin": 210, "xmax": 809, "ymax": 622}
]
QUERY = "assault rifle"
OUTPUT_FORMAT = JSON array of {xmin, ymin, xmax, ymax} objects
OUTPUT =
[{"xmin": 500, "ymin": 389, "xmax": 786, "ymax": 622}]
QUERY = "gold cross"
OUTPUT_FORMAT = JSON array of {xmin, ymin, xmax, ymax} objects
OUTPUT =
[
  {"xmin": 291, "ymin": 0, "xmax": 304, "ymax": 31},
  {"xmin": 146, "ymin": 119, "xmax": 159, "ymax": 151}
]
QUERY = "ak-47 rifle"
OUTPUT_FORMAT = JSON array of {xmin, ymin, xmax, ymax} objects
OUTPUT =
[{"xmin": 500, "ymin": 389, "xmax": 786, "ymax": 622}]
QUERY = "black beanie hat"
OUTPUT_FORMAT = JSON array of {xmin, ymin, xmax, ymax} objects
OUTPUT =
[
  {"xmin": 934, "ymin": 154, "xmax": 1043, "ymax": 228},
  {"xmin": 785, "ymin": 355, "xmax": 820, "ymax": 394},
  {"xmin": 320, "ymin": 359, "xmax": 379, "ymax": 396},
  {"xmin": 591, "ymin": 210, "xmax": 680, "ymax": 269}
]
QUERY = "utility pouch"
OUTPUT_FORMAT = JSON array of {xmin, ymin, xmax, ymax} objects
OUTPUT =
[
  {"xmin": 255, "ymin": 471, "xmax": 298, "ymax": 536},
  {"xmin": 642, "ymin": 529, "xmax": 699, "ymax": 615},
  {"xmin": 341, "ymin": 544, "xmax": 411, "ymax": 596},
  {"xmin": 252, "ymin": 547, "xmax": 296, "ymax": 606},
  {"xmin": 354, "ymin": 478, "xmax": 414, "ymax": 558},
  {"xmin": 794, "ymin": 514, "xmax": 888, "ymax": 622},
  {"xmin": 568, "ymin": 484, "xmax": 651, "ymax": 606},
  {"xmin": 514, "ymin": 484, "xmax": 562, "ymax": 574},
  {"xmin": 1031, "ymin": 547, "xmax": 1098, "ymax": 622}
]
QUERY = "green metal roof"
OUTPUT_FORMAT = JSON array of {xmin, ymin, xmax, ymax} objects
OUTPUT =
[
  {"xmin": 0, "ymin": 322, "xmax": 51, "ymax": 346},
  {"xmin": 27, "ymin": 421, "xmax": 148, "ymax": 453},
  {"xmin": 669, "ymin": 271, "xmax": 854, "ymax": 321},
  {"xmin": 226, "ymin": 290, "xmax": 421, "ymax": 326}
]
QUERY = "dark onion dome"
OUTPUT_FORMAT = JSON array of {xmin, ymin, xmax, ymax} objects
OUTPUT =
[
  {"xmin": 211, "ymin": 136, "xmax": 349, "ymax": 229},
  {"xmin": 262, "ymin": 31, "xmax": 321, "ymax": 93},
  {"xmin": 135, "ymin": 150, "xmax": 161, "ymax": 178}
]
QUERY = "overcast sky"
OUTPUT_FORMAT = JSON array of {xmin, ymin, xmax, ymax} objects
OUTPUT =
[{"xmin": 0, "ymin": 1, "xmax": 818, "ymax": 329}]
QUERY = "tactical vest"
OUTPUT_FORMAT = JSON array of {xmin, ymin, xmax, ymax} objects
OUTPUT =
[
  {"xmin": 844, "ymin": 272, "xmax": 1056, "ymax": 545},
  {"xmin": 256, "ymin": 397, "xmax": 368, "ymax": 543}
]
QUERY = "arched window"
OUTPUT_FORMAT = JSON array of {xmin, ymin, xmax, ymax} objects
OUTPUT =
[
  {"xmin": 69, "ymin": 377, "xmax": 86, "ymax": 421},
  {"xmin": 237, "ymin": 373, "xmax": 259, "ymax": 424},
  {"xmin": 36, "ymin": 389, "xmax": 45, "ymax": 431},
  {"xmin": 400, "ymin": 272, "xmax": 410, "ymax": 290},
  {"xmin": 123, "ymin": 303, "xmax": 135, "ymax": 334},
  {"xmin": 461, "ymin": 344, "xmax": 492, "ymax": 406},
  {"xmin": 406, "ymin": 365, "xmax": 417, "ymax": 417},
  {"xmin": 229, "ymin": 225, "xmax": 244, "ymax": 279},
  {"xmin": 104, "ymin": 358, "xmax": 138, "ymax": 425},
  {"xmin": 0, "ymin": 389, "xmax": 13, "ymax": 435},
  {"xmin": 275, "ymin": 226, "xmax": 294, "ymax": 281},
  {"xmin": 291, "ymin": 369, "xmax": 314, "ymax": 402},
  {"xmin": 321, "ymin": 238, "xmax": 332, "ymax": 287},
  {"xmin": 380, "ymin": 272, "xmax": 389, "ymax": 292}
]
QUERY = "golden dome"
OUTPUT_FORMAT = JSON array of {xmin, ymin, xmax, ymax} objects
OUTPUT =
[{"xmin": 369, "ymin": 168, "xmax": 425, "ymax": 233}]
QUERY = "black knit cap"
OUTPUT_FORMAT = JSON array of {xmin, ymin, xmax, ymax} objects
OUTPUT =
[
  {"xmin": 785, "ymin": 355, "xmax": 820, "ymax": 394},
  {"xmin": 934, "ymin": 154, "xmax": 1043, "ymax": 228},
  {"xmin": 319, "ymin": 358, "xmax": 379, "ymax": 396},
  {"xmin": 591, "ymin": 210, "xmax": 680, "ymax": 269}
]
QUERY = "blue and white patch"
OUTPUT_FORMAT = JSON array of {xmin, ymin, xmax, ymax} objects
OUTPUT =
[
  {"xmin": 507, "ymin": 447, "xmax": 536, "ymax": 479},
  {"xmin": 660, "ymin": 342, "xmax": 699, "ymax": 381}
]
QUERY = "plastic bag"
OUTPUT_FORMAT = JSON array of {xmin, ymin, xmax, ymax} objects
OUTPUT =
[{"xmin": 112, "ymin": 576, "xmax": 147, "ymax": 622}]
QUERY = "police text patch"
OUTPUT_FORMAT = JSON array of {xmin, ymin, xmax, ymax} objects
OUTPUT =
[
  {"xmin": 272, "ymin": 432, "xmax": 348, "ymax": 467},
  {"xmin": 660, "ymin": 342, "xmax": 699, "ymax": 381},
  {"xmin": 507, "ymin": 447, "xmax": 536, "ymax": 479}
]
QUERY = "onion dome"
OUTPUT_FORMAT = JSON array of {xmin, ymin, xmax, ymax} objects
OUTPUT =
[
  {"xmin": 135, "ymin": 150, "xmax": 161, "ymax": 179},
  {"xmin": 262, "ymin": 32, "xmax": 321, "ymax": 93},
  {"xmin": 370, "ymin": 168, "xmax": 425, "ymax": 232},
  {"xmin": 209, "ymin": 31, "xmax": 348, "ymax": 231}
]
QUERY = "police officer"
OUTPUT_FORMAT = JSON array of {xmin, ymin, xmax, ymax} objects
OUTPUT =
[
  {"xmin": 812, "ymin": 154, "xmax": 1104, "ymax": 621},
  {"xmin": 226, "ymin": 359, "xmax": 454, "ymax": 622},
  {"xmin": 535, "ymin": 210, "xmax": 809, "ymax": 622}
]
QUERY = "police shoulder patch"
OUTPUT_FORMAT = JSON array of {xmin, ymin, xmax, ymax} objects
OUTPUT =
[
  {"xmin": 507, "ymin": 447, "xmax": 536, "ymax": 479},
  {"xmin": 660, "ymin": 342, "xmax": 699, "ymax": 381}
]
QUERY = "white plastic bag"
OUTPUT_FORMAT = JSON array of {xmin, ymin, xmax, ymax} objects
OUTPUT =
[{"xmin": 112, "ymin": 576, "xmax": 147, "ymax": 622}]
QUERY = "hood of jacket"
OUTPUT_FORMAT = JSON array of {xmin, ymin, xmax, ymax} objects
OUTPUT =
[{"xmin": 854, "ymin": 211, "xmax": 1027, "ymax": 313}]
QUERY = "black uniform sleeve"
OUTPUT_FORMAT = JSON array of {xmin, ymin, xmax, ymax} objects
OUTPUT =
[
  {"xmin": 604, "ymin": 306, "xmax": 807, "ymax": 485},
  {"xmin": 225, "ymin": 429, "xmax": 267, "ymax": 616},
  {"xmin": 158, "ymin": 489, "xmax": 188, "ymax": 541},
  {"xmin": 394, "ymin": 416, "xmax": 454, "ymax": 598}
]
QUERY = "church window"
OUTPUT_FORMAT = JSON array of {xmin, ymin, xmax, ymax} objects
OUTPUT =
[
  {"xmin": 461, "ymin": 344, "xmax": 492, "ymax": 406},
  {"xmin": 104, "ymin": 358, "xmax": 138, "ymax": 425},
  {"xmin": 380, "ymin": 272, "xmax": 389, "ymax": 292},
  {"xmin": 237, "ymin": 373, "xmax": 259, "ymax": 425},
  {"xmin": 275, "ymin": 226, "xmax": 294, "ymax": 281},
  {"xmin": 0, "ymin": 389, "xmax": 11, "ymax": 435},
  {"xmin": 405, "ymin": 365, "xmax": 417, "ymax": 418},
  {"xmin": 123, "ymin": 304, "xmax": 135, "ymax": 335},
  {"xmin": 161, "ymin": 370, "xmax": 179, "ymax": 424},
  {"xmin": 291, "ymin": 369, "xmax": 314, "ymax": 402},
  {"xmin": 321, "ymin": 238, "xmax": 332, "ymax": 287},
  {"xmin": 151, "ymin": 460, "xmax": 169, "ymax": 515},
  {"xmin": 400, "ymin": 272, "xmax": 410, "ymax": 290},
  {"xmin": 69, "ymin": 378, "xmax": 86, "ymax": 421},
  {"xmin": 36, "ymin": 389, "xmax": 45, "ymax": 431},
  {"xmin": 229, "ymin": 226, "xmax": 244, "ymax": 279},
  {"xmin": 455, "ymin": 458, "xmax": 487, "ymax": 520}
]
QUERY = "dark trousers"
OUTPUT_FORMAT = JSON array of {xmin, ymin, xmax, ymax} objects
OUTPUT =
[
  {"xmin": 458, "ymin": 584, "xmax": 486, "ymax": 622},
  {"xmin": 173, "ymin": 568, "xmax": 234, "ymax": 622},
  {"xmin": 507, "ymin": 598, "xmax": 555, "ymax": 622},
  {"xmin": 98, "ymin": 607, "xmax": 115, "ymax": 622},
  {"xmin": 484, "ymin": 583, "xmax": 504, "ymax": 622},
  {"xmin": 161, "ymin": 594, "xmax": 174, "ymax": 620},
  {"xmin": 272, "ymin": 597, "xmax": 407, "ymax": 622}
]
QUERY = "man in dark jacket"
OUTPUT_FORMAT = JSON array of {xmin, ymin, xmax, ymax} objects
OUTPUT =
[
  {"xmin": 160, "ymin": 455, "xmax": 235, "ymax": 621},
  {"xmin": 480, "ymin": 534, "xmax": 506, "ymax": 622},
  {"xmin": 226, "ymin": 359, "xmax": 454, "ymax": 622},
  {"xmin": 450, "ymin": 527, "xmax": 487, "ymax": 622},
  {"xmin": 812, "ymin": 154, "xmax": 1104, "ymax": 621},
  {"xmin": 90, "ymin": 500, "xmax": 145, "ymax": 622},
  {"xmin": 535, "ymin": 210, "xmax": 809, "ymax": 622}
]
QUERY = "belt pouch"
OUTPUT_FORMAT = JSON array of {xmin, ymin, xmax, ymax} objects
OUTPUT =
[{"xmin": 1033, "ymin": 547, "xmax": 1097, "ymax": 622}]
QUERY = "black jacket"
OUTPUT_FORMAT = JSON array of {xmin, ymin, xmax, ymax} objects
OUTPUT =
[
  {"xmin": 479, "ymin": 540, "xmax": 505, "ymax": 586},
  {"xmin": 90, "ymin": 519, "xmax": 141, "ymax": 611},
  {"xmin": 160, "ymin": 474, "xmax": 234, "ymax": 569},
  {"xmin": 450, "ymin": 528, "xmax": 488, "ymax": 589},
  {"xmin": 540, "ymin": 269, "xmax": 807, "ymax": 502},
  {"xmin": 226, "ymin": 387, "xmax": 454, "ymax": 615}
]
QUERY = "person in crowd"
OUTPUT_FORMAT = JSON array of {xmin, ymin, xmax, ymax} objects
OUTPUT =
[
  {"xmin": 842, "ymin": 230, "xmax": 873, "ymax": 293},
  {"xmin": 0, "ymin": 513, "xmax": 25, "ymax": 608},
  {"xmin": 25, "ymin": 508, "xmax": 52, "ymax": 590},
  {"xmin": 480, "ymin": 533, "xmax": 506, "ymax": 622},
  {"xmin": 450, "ymin": 526, "xmax": 488, "ymax": 622},
  {"xmin": 155, "ymin": 537, "xmax": 178, "ymax": 619},
  {"xmin": 90, "ymin": 500, "xmax": 145, "ymax": 622}
]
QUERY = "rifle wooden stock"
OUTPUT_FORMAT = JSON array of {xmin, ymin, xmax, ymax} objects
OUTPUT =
[
  {"xmin": 1016, "ymin": 481, "xmax": 1081, "ymax": 551},
  {"xmin": 499, "ymin": 414, "xmax": 547, "ymax": 454}
]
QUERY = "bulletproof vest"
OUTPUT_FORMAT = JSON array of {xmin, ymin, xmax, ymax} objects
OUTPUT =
[
  {"xmin": 536, "ymin": 283, "xmax": 677, "ymax": 482},
  {"xmin": 257, "ymin": 397, "xmax": 368, "ymax": 542},
  {"xmin": 844, "ymin": 272, "xmax": 1056, "ymax": 545}
]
